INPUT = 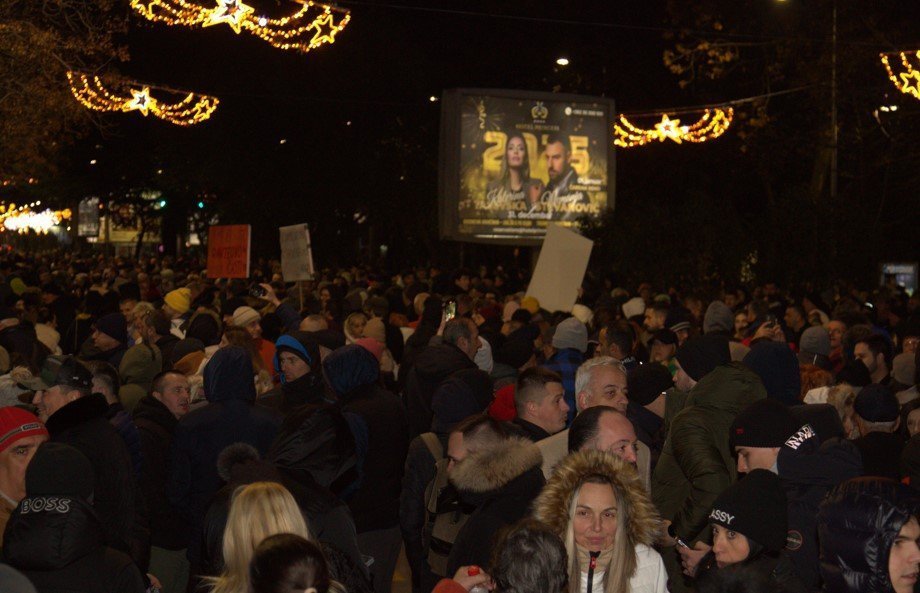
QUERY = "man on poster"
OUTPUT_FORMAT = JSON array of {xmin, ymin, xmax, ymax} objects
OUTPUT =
[{"xmin": 541, "ymin": 134, "xmax": 588, "ymax": 220}]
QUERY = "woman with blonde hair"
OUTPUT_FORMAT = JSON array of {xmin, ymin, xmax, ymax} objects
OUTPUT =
[
  {"xmin": 532, "ymin": 450, "xmax": 667, "ymax": 593},
  {"xmin": 208, "ymin": 482, "xmax": 367, "ymax": 593}
]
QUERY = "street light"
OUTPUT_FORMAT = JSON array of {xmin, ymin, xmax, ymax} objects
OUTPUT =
[{"xmin": 556, "ymin": 57, "xmax": 570, "ymax": 66}]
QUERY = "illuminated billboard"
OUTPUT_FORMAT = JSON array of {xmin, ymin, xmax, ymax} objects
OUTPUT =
[{"xmin": 439, "ymin": 89, "xmax": 615, "ymax": 244}]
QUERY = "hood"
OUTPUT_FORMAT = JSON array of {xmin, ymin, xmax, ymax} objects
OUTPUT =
[
  {"xmin": 118, "ymin": 343, "xmax": 162, "ymax": 390},
  {"xmin": 743, "ymin": 341, "xmax": 801, "ymax": 406},
  {"xmin": 273, "ymin": 332, "xmax": 320, "ymax": 385},
  {"xmin": 186, "ymin": 309, "xmax": 222, "ymax": 347},
  {"xmin": 450, "ymin": 436, "xmax": 542, "ymax": 495},
  {"xmin": 269, "ymin": 405, "xmax": 357, "ymax": 491},
  {"xmin": 3, "ymin": 496, "xmax": 103, "ymax": 569},
  {"xmin": 533, "ymin": 449, "xmax": 661, "ymax": 549},
  {"xmin": 414, "ymin": 342, "xmax": 477, "ymax": 381},
  {"xmin": 133, "ymin": 394, "xmax": 178, "ymax": 432},
  {"xmin": 819, "ymin": 477, "xmax": 920, "ymax": 593},
  {"xmin": 686, "ymin": 362, "xmax": 766, "ymax": 414},
  {"xmin": 203, "ymin": 346, "xmax": 256, "ymax": 403},
  {"xmin": 322, "ymin": 344, "xmax": 379, "ymax": 397}
]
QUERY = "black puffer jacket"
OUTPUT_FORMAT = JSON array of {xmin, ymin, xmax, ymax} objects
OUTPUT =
[
  {"xmin": 818, "ymin": 477, "xmax": 920, "ymax": 593},
  {"xmin": 2, "ymin": 495, "xmax": 145, "ymax": 593},
  {"xmin": 46, "ymin": 393, "xmax": 149, "ymax": 570},
  {"xmin": 776, "ymin": 424, "xmax": 863, "ymax": 589},
  {"xmin": 403, "ymin": 343, "xmax": 476, "ymax": 437}
]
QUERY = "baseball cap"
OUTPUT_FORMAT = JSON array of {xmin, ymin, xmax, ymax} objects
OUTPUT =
[{"xmin": 18, "ymin": 356, "xmax": 93, "ymax": 392}]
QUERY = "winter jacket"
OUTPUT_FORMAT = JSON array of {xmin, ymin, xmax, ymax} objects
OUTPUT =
[
  {"xmin": 542, "ymin": 347, "xmax": 584, "ymax": 425},
  {"xmin": 403, "ymin": 342, "xmax": 477, "ymax": 437},
  {"xmin": 533, "ymin": 450, "xmax": 665, "ymax": 593},
  {"xmin": 400, "ymin": 432, "xmax": 449, "ymax": 593},
  {"xmin": 853, "ymin": 431, "xmax": 904, "ymax": 481},
  {"xmin": 2, "ymin": 495, "xmax": 146, "ymax": 593},
  {"xmin": 324, "ymin": 345, "xmax": 410, "ymax": 533},
  {"xmin": 259, "ymin": 332, "xmax": 327, "ymax": 416},
  {"xmin": 45, "ymin": 393, "xmax": 149, "ymax": 570},
  {"xmin": 505, "ymin": 417, "xmax": 552, "ymax": 442},
  {"xmin": 627, "ymin": 401, "xmax": 665, "ymax": 471},
  {"xmin": 133, "ymin": 395, "xmax": 189, "ymax": 551},
  {"xmin": 695, "ymin": 548, "xmax": 806, "ymax": 593},
  {"xmin": 106, "ymin": 402, "xmax": 143, "ymax": 481},
  {"xmin": 446, "ymin": 437, "xmax": 545, "ymax": 575},
  {"xmin": 167, "ymin": 346, "xmax": 281, "ymax": 565},
  {"xmin": 819, "ymin": 477, "xmax": 920, "ymax": 592},
  {"xmin": 651, "ymin": 363, "xmax": 766, "ymax": 543},
  {"xmin": 776, "ymin": 424, "xmax": 863, "ymax": 589}
]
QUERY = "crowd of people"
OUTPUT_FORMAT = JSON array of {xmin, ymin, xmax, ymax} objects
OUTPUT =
[{"xmin": 0, "ymin": 250, "xmax": 918, "ymax": 593}]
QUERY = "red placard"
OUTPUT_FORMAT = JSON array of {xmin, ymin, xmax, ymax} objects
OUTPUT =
[{"xmin": 207, "ymin": 225, "xmax": 251, "ymax": 278}]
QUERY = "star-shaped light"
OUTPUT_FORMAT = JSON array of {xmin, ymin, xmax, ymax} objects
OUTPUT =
[
  {"xmin": 310, "ymin": 12, "xmax": 339, "ymax": 47},
  {"xmin": 654, "ymin": 115, "xmax": 684, "ymax": 143},
  {"xmin": 203, "ymin": 0, "xmax": 254, "ymax": 34},
  {"xmin": 899, "ymin": 70, "xmax": 920, "ymax": 95},
  {"xmin": 125, "ymin": 87, "xmax": 155, "ymax": 116}
]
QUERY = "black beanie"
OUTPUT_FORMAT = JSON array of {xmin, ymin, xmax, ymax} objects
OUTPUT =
[
  {"xmin": 496, "ymin": 338, "xmax": 535, "ymax": 370},
  {"xmin": 836, "ymin": 359, "xmax": 872, "ymax": 388},
  {"xmin": 431, "ymin": 369, "xmax": 493, "ymax": 433},
  {"xmin": 742, "ymin": 341, "xmax": 801, "ymax": 406},
  {"xmin": 675, "ymin": 335, "xmax": 731, "ymax": 382},
  {"xmin": 730, "ymin": 399, "xmax": 799, "ymax": 449},
  {"xmin": 709, "ymin": 469, "xmax": 788, "ymax": 552},
  {"xmin": 627, "ymin": 363, "xmax": 673, "ymax": 407},
  {"xmin": 25, "ymin": 443, "xmax": 94, "ymax": 501}
]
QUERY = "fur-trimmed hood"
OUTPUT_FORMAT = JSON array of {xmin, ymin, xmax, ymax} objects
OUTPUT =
[
  {"xmin": 450, "ymin": 436, "xmax": 543, "ymax": 494},
  {"xmin": 533, "ymin": 450, "xmax": 662, "ymax": 548}
]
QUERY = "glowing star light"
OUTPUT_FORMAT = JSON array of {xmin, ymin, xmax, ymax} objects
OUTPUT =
[
  {"xmin": 881, "ymin": 51, "xmax": 920, "ymax": 100},
  {"xmin": 614, "ymin": 108, "xmax": 734, "ymax": 148},
  {"xmin": 67, "ymin": 72, "xmax": 219, "ymax": 126},
  {"xmin": 130, "ymin": 0, "xmax": 351, "ymax": 54}
]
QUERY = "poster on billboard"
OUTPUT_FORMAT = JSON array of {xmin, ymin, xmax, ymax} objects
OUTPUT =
[{"xmin": 439, "ymin": 89, "xmax": 615, "ymax": 244}]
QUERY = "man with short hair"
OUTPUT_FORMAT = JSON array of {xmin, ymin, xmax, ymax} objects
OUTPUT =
[
  {"xmin": 854, "ymin": 333, "xmax": 894, "ymax": 385},
  {"xmin": 644, "ymin": 303, "xmax": 669, "ymax": 334},
  {"xmin": 299, "ymin": 313, "xmax": 328, "ymax": 332},
  {"xmin": 26, "ymin": 355, "xmax": 148, "ymax": 570},
  {"xmin": 851, "ymin": 383, "xmax": 903, "ymax": 480},
  {"xmin": 542, "ymin": 135, "xmax": 584, "ymax": 213},
  {"xmin": 509, "ymin": 367, "xmax": 568, "ymax": 442},
  {"xmin": 134, "ymin": 371, "xmax": 192, "ymax": 593},
  {"xmin": 445, "ymin": 415, "xmax": 544, "ymax": 576},
  {"xmin": 785, "ymin": 304, "xmax": 808, "ymax": 347},
  {"xmin": 84, "ymin": 360, "xmax": 142, "ymax": 479},
  {"xmin": 0, "ymin": 407, "xmax": 48, "ymax": 539},
  {"xmin": 567, "ymin": 405, "xmax": 639, "ymax": 465}
]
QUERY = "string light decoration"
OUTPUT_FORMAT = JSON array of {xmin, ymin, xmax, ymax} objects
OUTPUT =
[
  {"xmin": 129, "ymin": 0, "xmax": 351, "ymax": 53},
  {"xmin": 880, "ymin": 51, "xmax": 920, "ymax": 100},
  {"xmin": 613, "ymin": 108, "xmax": 734, "ymax": 148},
  {"xmin": 0, "ymin": 202, "xmax": 72, "ymax": 235},
  {"xmin": 66, "ymin": 72, "xmax": 219, "ymax": 126}
]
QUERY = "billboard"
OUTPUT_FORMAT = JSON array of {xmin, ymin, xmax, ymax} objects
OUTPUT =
[{"xmin": 439, "ymin": 89, "xmax": 615, "ymax": 244}]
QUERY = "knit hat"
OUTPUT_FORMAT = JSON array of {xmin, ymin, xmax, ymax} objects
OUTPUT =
[
  {"xmin": 892, "ymin": 352, "xmax": 916, "ymax": 387},
  {"xmin": 25, "ymin": 442, "xmax": 94, "ymax": 500},
  {"xmin": 355, "ymin": 337, "xmax": 384, "ymax": 362},
  {"xmin": 675, "ymin": 335, "xmax": 730, "ymax": 382},
  {"xmin": 186, "ymin": 311, "xmax": 222, "ymax": 347},
  {"xmin": 232, "ymin": 306, "xmax": 261, "ymax": 328},
  {"xmin": 571, "ymin": 304, "xmax": 593, "ymax": 326},
  {"xmin": 622, "ymin": 297, "xmax": 646, "ymax": 320},
  {"xmin": 552, "ymin": 318, "xmax": 588, "ymax": 353},
  {"xmin": 801, "ymin": 327, "xmax": 831, "ymax": 357},
  {"xmin": 521, "ymin": 296, "xmax": 541, "ymax": 315},
  {"xmin": 708, "ymin": 469, "xmax": 788, "ymax": 552},
  {"xmin": 743, "ymin": 341, "xmax": 801, "ymax": 406},
  {"xmin": 9, "ymin": 278, "xmax": 27, "ymax": 296},
  {"xmin": 164, "ymin": 288, "xmax": 191, "ymax": 315},
  {"xmin": 273, "ymin": 332, "xmax": 321, "ymax": 377},
  {"xmin": 322, "ymin": 344, "xmax": 379, "ymax": 395},
  {"xmin": 364, "ymin": 318, "xmax": 386, "ymax": 343},
  {"xmin": 854, "ymin": 383, "xmax": 900, "ymax": 423},
  {"xmin": 730, "ymin": 398, "xmax": 799, "ymax": 449},
  {"xmin": 496, "ymin": 338, "xmax": 535, "ymax": 369},
  {"xmin": 511, "ymin": 309, "xmax": 532, "ymax": 324},
  {"xmin": 836, "ymin": 359, "xmax": 872, "ymax": 388},
  {"xmin": 432, "ymin": 368, "xmax": 494, "ymax": 433},
  {"xmin": 666, "ymin": 307, "xmax": 692, "ymax": 333},
  {"xmin": 790, "ymin": 403, "xmax": 845, "ymax": 443},
  {"xmin": 94, "ymin": 312, "xmax": 128, "ymax": 345},
  {"xmin": 627, "ymin": 363, "xmax": 673, "ymax": 407},
  {"xmin": 703, "ymin": 301, "xmax": 734, "ymax": 334},
  {"xmin": 0, "ymin": 407, "xmax": 48, "ymax": 454}
]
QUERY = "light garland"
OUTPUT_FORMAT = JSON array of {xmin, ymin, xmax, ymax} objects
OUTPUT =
[
  {"xmin": 0, "ymin": 203, "xmax": 72, "ymax": 235},
  {"xmin": 130, "ymin": 0, "xmax": 351, "ymax": 53},
  {"xmin": 880, "ymin": 51, "xmax": 920, "ymax": 101},
  {"xmin": 614, "ymin": 108, "xmax": 734, "ymax": 148},
  {"xmin": 66, "ymin": 72, "xmax": 219, "ymax": 126}
]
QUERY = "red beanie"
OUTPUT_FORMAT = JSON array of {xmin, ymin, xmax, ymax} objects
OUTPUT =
[{"xmin": 0, "ymin": 407, "xmax": 49, "ymax": 454}]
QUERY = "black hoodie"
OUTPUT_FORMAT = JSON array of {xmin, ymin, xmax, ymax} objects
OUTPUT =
[{"xmin": 403, "ymin": 342, "xmax": 477, "ymax": 437}]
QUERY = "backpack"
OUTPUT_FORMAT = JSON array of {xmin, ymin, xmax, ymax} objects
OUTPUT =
[{"xmin": 421, "ymin": 432, "xmax": 471, "ymax": 578}]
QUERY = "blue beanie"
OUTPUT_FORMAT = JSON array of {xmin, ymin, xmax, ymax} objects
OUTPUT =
[{"xmin": 743, "ymin": 341, "xmax": 801, "ymax": 406}]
